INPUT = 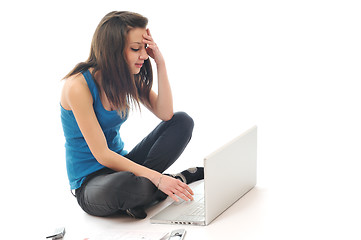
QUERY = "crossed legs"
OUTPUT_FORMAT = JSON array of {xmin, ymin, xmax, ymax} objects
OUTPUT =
[{"xmin": 75, "ymin": 112, "xmax": 194, "ymax": 217}]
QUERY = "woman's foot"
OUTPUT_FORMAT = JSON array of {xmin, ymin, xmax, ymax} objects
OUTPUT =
[{"xmin": 171, "ymin": 167, "xmax": 204, "ymax": 184}]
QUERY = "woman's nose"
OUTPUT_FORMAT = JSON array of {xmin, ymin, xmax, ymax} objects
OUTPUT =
[{"xmin": 139, "ymin": 48, "xmax": 149, "ymax": 60}]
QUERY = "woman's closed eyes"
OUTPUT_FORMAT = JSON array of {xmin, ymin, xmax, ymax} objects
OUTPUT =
[{"xmin": 131, "ymin": 44, "xmax": 147, "ymax": 52}]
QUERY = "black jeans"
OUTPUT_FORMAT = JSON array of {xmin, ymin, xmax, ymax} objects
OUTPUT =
[{"xmin": 75, "ymin": 112, "xmax": 194, "ymax": 217}]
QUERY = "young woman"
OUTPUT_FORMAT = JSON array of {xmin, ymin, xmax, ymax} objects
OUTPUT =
[{"xmin": 60, "ymin": 11, "xmax": 203, "ymax": 219}]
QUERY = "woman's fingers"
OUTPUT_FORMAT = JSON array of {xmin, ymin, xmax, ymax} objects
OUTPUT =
[
  {"xmin": 171, "ymin": 181, "xmax": 194, "ymax": 202},
  {"xmin": 180, "ymin": 182, "xmax": 194, "ymax": 195},
  {"xmin": 160, "ymin": 176, "xmax": 194, "ymax": 202},
  {"xmin": 174, "ymin": 186, "xmax": 194, "ymax": 201},
  {"xmin": 167, "ymin": 191, "xmax": 180, "ymax": 202},
  {"xmin": 141, "ymin": 28, "xmax": 164, "ymax": 64},
  {"xmin": 167, "ymin": 188, "xmax": 191, "ymax": 202},
  {"xmin": 142, "ymin": 39, "xmax": 154, "ymax": 48},
  {"xmin": 176, "ymin": 183, "xmax": 194, "ymax": 200},
  {"xmin": 142, "ymin": 30, "xmax": 153, "ymax": 44},
  {"xmin": 142, "ymin": 29, "xmax": 158, "ymax": 52}
]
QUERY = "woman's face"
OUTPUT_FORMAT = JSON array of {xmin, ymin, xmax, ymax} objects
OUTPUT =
[{"xmin": 125, "ymin": 27, "xmax": 149, "ymax": 74}]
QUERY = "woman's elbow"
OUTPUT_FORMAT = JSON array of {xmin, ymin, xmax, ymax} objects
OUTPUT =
[
  {"xmin": 161, "ymin": 111, "xmax": 174, "ymax": 121},
  {"xmin": 92, "ymin": 148, "xmax": 110, "ymax": 166}
]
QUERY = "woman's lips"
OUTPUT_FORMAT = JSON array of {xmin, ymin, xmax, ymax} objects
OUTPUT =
[{"xmin": 135, "ymin": 63, "xmax": 143, "ymax": 68}]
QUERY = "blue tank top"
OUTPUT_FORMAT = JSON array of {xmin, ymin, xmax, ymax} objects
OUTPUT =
[{"xmin": 61, "ymin": 69, "xmax": 128, "ymax": 190}]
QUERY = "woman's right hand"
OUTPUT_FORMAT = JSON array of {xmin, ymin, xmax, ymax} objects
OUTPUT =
[{"xmin": 157, "ymin": 175, "xmax": 194, "ymax": 202}]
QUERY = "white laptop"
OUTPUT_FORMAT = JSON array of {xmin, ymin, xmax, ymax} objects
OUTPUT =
[{"xmin": 150, "ymin": 126, "xmax": 257, "ymax": 226}]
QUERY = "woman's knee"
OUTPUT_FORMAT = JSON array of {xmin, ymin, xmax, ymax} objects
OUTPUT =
[
  {"xmin": 171, "ymin": 111, "xmax": 194, "ymax": 131},
  {"xmin": 77, "ymin": 172, "xmax": 156, "ymax": 216}
]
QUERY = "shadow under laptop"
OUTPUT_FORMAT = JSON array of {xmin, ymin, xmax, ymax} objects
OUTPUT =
[{"xmin": 208, "ymin": 186, "xmax": 268, "ymax": 226}]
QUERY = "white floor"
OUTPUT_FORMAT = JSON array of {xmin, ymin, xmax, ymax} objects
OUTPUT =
[
  {"xmin": 1, "ymin": 0, "xmax": 361, "ymax": 239},
  {"xmin": 19, "ymin": 163, "xmax": 361, "ymax": 239},
  {"xmin": 51, "ymin": 183, "xmax": 270, "ymax": 240}
]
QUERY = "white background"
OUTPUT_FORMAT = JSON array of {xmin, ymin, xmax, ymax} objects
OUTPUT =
[{"xmin": 1, "ymin": 0, "xmax": 360, "ymax": 239}]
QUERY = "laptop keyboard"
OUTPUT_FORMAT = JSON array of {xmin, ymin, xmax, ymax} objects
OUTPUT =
[
  {"xmin": 176, "ymin": 196, "xmax": 205, "ymax": 218},
  {"xmin": 185, "ymin": 203, "xmax": 204, "ymax": 216}
]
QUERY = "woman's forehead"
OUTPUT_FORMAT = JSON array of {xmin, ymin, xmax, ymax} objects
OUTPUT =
[{"xmin": 127, "ymin": 28, "xmax": 146, "ymax": 44}]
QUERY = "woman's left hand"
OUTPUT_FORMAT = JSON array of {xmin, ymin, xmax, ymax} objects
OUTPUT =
[{"xmin": 143, "ymin": 29, "xmax": 164, "ymax": 64}]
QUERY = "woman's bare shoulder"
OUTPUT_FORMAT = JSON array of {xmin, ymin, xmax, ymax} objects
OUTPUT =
[{"xmin": 61, "ymin": 72, "xmax": 90, "ymax": 110}]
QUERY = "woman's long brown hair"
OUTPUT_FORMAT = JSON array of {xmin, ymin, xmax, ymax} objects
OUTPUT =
[{"xmin": 64, "ymin": 11, "xmax": 153, "ymax": 117}]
